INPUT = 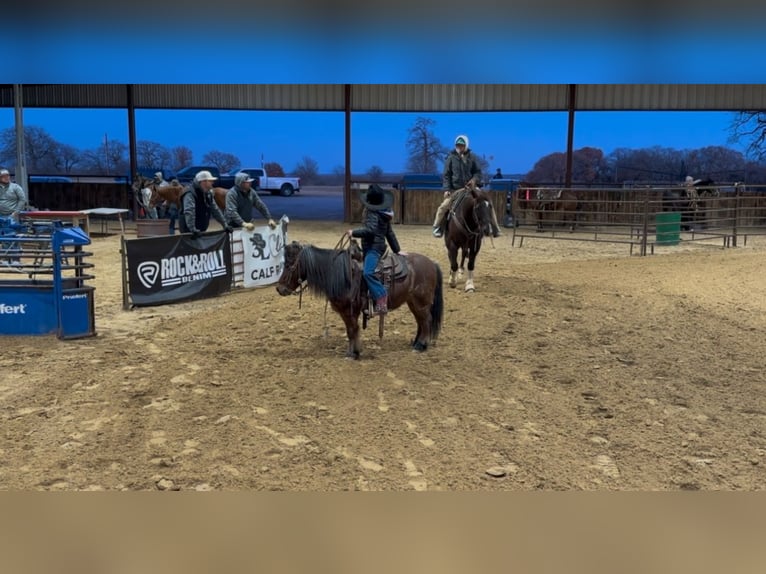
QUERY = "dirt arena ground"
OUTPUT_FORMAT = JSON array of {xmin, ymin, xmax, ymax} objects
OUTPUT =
[{"xmin": 1, "ymin": 221, "xmax": 765, "ymax": 491}]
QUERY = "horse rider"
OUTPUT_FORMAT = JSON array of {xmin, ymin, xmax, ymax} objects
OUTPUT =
[
  {"xmin": 432, "ymin": 134, "xmax": 502, "ymax": 239},
  {"xmin": 224, "ymin": 171, "xmax": 277, "ymax": 232},
  {"xmin": 346, "ymin": 184, "xmax": 403, "ymax": 315},
  {"xmin": 179, "ymin": 170, "xmax": 232, "ymax": 239}
]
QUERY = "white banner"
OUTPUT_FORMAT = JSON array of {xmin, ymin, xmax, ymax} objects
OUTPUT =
[{"xmin": 239, "ymin": 215, "xmax": 289, "ymax": 288}]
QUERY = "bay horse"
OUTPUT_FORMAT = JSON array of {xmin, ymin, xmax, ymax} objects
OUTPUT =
[
  {"xmin": 132, "ymin": 175, "xmax": 229, "ymax": 217},
  {"xmin": 529, "ymin": 188, "xmax": 579, "ymax": 232},
  {"xmin": 276, "ymin": 239, "xmax": 443, "ymax": 359},
  {"xmin": 443, "ymin": 186, "xmax": 493, "ymax": 292}
]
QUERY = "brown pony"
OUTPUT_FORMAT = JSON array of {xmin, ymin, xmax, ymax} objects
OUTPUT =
[
  {"xmin": 276, "ymin": 239, "xmax": 443, "ymax": 358},
  {"xmin": 528, "ymin": 188, "xmax": 579, "ymax": 232},
  {"xmin": 443, "ymin": 186, "xmax": 494, "ymax": 292}
]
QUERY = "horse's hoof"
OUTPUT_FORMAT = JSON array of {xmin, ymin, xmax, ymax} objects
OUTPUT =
[
  {"xmin": 412, "ymin": 341, "xmax": 427, "ymax": 352},
  {"xmin": 465, "ymin": 287, "xmax": 475, "ymax": 293}
]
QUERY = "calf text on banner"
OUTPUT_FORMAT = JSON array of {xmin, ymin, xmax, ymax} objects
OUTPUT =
[
  {"xmin": 239, "ymin": 216, "xmax": 289, "ymax": 288},
  {"xmin": 124, "ymin": 231, "xmax": 232, "ymax": 307}
]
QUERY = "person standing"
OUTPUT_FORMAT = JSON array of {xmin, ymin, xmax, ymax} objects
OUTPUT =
[
  {"xmin": 0, "ymin": 168, "xmax": 27, "ymax": 218},
  {"xmin": 0, "ymin": 168, "xmax": 27, "ymax": 266},
  {"xmin": 179, "ymin": 170, "xmax": 231, "ymax": 238},
  {"xmin": 224, "ymin": 172, "xmax": 276, "ymax": 231}
]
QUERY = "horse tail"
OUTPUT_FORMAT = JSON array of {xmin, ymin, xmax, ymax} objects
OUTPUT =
[{"xmin": 430, "ymin": 263, "xmax": 444, "ymax": 340}]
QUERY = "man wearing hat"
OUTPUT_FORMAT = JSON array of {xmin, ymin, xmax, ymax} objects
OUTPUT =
[
  {"xmin": 0, "ymin": 168, "xmax": 27, "ymax": 218},
  {"xmin": 179, "ymin": 170, "xmax": 231, "ymax": 238},
  {"xmin": 224, "ymin": 171, "xmax": 276, "ymax": 231},
  {"xmin": 347, "ymin": 184, "xmax": 402, "ymax": 315},
  {"xmin": 0, "ymin": 168, "xmax": 26, "ymax": 266},
  {"xmin": 153, "ymin": 171, "xmax": 169, "ymax": 188},
  {"xmin": 432, "ymin": 134, "xmax": 502, "ymax": 238}
]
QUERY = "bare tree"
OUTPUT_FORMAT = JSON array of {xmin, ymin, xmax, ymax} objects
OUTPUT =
[
  {"xmin": 203, "ymin": 150, "xmax": 240, "ymax": 173},
  {"xmin": 293, "ymin": 156, "xmax": 319, "ymax": 184},
  {"xmin": 0, "ymin": 125, "xmax": 60, "ymax": 172},
  {"xmin": 729, "ymin": 111, "xmax": 766, "ymax": 161},
  {"xmin": 137, "ymin": 140, "xmax": 172, "ymax": 171},
  {"xmin": 171, "ymin": 146, "xmax": 193, "ymax": 171},
  {"xmin": 53, "ymin": 143, "xmax": 81, "ymax": 174},
  {"xmin": 405, "ymin": 117, "xmax": 447, "ymax": 173},
  {"xmin": 367, "ymin": 165, "xmax": 384, "ymax": 181}
]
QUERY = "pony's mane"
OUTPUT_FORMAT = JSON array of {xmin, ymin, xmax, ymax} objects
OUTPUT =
[{"xmin": 298, "ymin": 244, "xmax": 357, "ymax": 301}]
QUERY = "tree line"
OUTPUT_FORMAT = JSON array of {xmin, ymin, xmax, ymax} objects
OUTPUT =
[{"xmin": 3, "ymin": 111, "xmax": 766, "ymax": 185}]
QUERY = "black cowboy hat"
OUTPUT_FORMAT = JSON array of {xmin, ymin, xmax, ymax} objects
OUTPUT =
[{"xmin": 358, "ymin": 184, "xmax": 394, "ymax": 211}]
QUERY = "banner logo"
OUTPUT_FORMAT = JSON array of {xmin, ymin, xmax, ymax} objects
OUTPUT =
[{"xmin": 137, "ymin": 261, "xmax": 160, "ymax": 288}]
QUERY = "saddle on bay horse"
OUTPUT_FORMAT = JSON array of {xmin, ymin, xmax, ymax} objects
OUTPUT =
[{"xmin": 355, "ymin": 249, "xmax": 410, "ymax": 318}]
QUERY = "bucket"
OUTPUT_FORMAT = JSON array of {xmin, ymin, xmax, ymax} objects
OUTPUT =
[
  {"xmin": 655, "ymin": 212, "xmax": 681, "ymax": 245},
  {"xmin": 135, "ymin": 219, "xmax": 169, "ymax": 238}
]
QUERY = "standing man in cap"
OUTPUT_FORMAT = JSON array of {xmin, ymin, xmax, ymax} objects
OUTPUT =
[
  {"xmin": 432, "ymin": 134, "xmax": 502, "ymax": 239},
  {"xmin": 0, "ymin": 168, "xmax": 27, "ymax": 265},
  {"xmin": 0, "ymin": 168, "xmax": 27, "ymax": 219},
  {"xmin": 179, "ymin": 170, "xmax": 231, "ymax": 239},
  {"xmin": 224, "ymin": 171, "xmax": 277, "ymax": 231},
  {"xmin": 346, "ymin": 184, "xmax": 403, "ymax": 315}
]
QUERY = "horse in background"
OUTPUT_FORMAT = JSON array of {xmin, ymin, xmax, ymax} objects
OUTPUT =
[
  {"xmin": 443, "ymin": 184, "xmax": 494, "ymax": 292},
  {"xmin": 132, "ymin": 175, "xmax": 231, "ymax": 218},
  {"xmin": 528, "ymin": 188, "xmax": 579, "ymax": 232},
  {"xmin": 662, "ymin": 177, "xmax": 719, "ymax": 231},
  {"xmin": 131, "ymin": 175, "xmax": 186, "ymax": 218},
  {"xmin": 276, "ymin": 239, "xmax": 443, "ymax": 358}
]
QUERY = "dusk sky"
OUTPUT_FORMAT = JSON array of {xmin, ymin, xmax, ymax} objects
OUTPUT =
[
  {"xmin": 0, "ymin": 106, "xmax": 747, "ymax": 177},
  {"xmin": 2, "ymin": 6, "xmax": 764, "ymax": 176}
]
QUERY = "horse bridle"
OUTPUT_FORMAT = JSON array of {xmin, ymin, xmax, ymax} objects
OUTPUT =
[{"xmin": 450, "ymin": 192, "xmax": 486, "ymax": 241}]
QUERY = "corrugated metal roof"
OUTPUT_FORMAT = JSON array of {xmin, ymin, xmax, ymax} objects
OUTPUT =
[
  {"xmin": 575, "ymin": 84, "xmax": 766, "ymax": 110},
  {"xmin": 1, "ymin": 84, "xmax": 764, "ymax": 111}
]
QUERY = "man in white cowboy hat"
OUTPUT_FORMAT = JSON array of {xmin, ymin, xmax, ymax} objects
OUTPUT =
[
  {"xmin": 346, "ymin": 184, "xmax": 403, "ymax": 315},
  {"xmin": 224, "ymin": 171, "xmax": 276, "ymax": 231},
  {"xmin": 179, "ymin": 170, "xmax": 231, "ymax": 238},
  {"xmin": 432, "ymin": 134, "xmax": 502, "ymax": 238}
]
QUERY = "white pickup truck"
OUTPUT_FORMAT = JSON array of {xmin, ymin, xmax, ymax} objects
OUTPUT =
[{"xmin": 236, "ymin": 167, "xmax": 301, "ymax": 197}]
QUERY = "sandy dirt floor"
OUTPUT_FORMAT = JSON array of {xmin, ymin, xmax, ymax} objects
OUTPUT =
[{"xmin": 1, "ymin": 221, "xmax": 765, "ymax": 491}]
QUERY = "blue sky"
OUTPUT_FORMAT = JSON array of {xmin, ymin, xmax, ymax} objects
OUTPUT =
[
  {"xmin": 0, "ymin": 106, "xmax": 746, "ymax": 176},
  {"xmin": 1, "ymin": 12, "xmax": 763, "ymax": 176}
]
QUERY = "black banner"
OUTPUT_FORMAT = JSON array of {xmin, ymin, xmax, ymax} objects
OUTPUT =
[{"xmin": 124, "ymin": 232, "xmax": 232, "ymax": 307}]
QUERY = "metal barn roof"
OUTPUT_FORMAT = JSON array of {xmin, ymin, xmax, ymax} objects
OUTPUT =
[{"xmin": 2, "ymin": 84, "xmax": 765, "ymax": 111}]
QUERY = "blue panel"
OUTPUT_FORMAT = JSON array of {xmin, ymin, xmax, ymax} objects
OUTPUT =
[{"xmin": 0, "ymin": 287, "xmax": 57, "ymax": 336}]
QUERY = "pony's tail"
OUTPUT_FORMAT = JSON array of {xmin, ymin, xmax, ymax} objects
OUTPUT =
[{"xmin": 430, "ymin": 263, "xmax": 444, "ymax": 341}]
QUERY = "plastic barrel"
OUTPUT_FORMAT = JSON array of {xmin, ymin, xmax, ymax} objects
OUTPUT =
[{"xmin": 655, "ymin": 212, "xmax": 681, "ymax": 245}]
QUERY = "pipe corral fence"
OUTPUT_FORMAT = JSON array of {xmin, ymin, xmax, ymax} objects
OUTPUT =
[{"xmin": 509, "ymin": 183, "xmax": 766, "ymax": 255}]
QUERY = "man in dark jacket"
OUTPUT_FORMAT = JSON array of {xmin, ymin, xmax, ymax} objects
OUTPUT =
[
  {"xmin": 347, "ymin": 184, "xmax": 402, "ymax": 315},
  {"xmin": 224, "ymin": 172, "xmax": 276, "ymax": 231},
  {"xmin": 179, "ymin": 170, "xmax": 231, "ymax": 238},
  {"xmin": 432, "ymin": 134, "xmax": 501, "ymax": 238}
]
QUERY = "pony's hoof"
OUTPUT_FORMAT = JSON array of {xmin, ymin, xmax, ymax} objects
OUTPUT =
[{"xmin": 412, "ymin": 341, "xmax": 427, "ymax": 352}]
